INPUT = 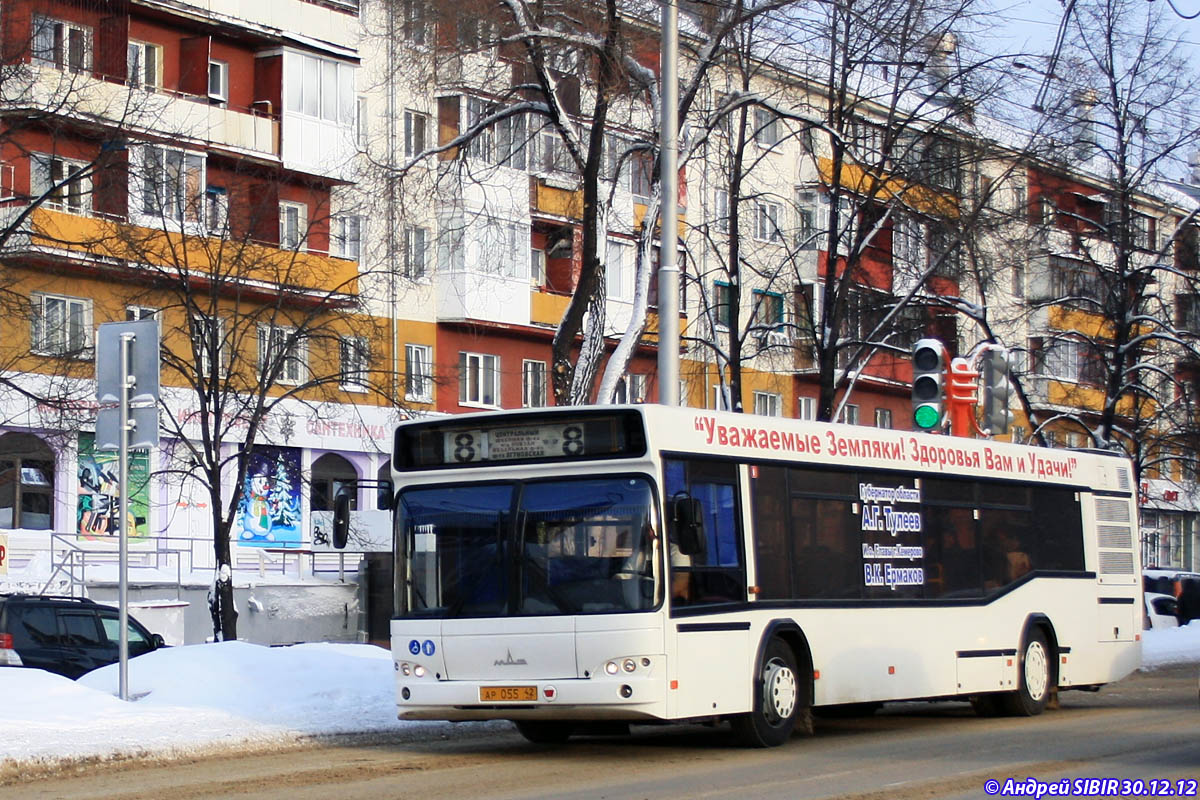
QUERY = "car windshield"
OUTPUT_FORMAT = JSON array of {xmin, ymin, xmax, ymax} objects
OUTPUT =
[{"xmin": 396, "ymin": 476, "xmax": 660, "ymax": 618}]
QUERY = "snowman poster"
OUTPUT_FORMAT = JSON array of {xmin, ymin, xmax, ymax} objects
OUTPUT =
[{"xmin": 236, "ymin": 445, "xmax": 302, "ymax": 548}]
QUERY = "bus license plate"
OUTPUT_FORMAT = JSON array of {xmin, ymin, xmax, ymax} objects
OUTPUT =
[{"xmin": 480, "ymin": 686, "xmax": 537, "ymax": 702}]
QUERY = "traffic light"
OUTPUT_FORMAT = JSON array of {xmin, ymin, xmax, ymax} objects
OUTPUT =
[
  {"xmin": 980, "ymin": 348, "xmax": 1011, "ymax": 434},
  {"xmin": 911, "ymin": 339, "xmax": 947, "ymax": 431}
]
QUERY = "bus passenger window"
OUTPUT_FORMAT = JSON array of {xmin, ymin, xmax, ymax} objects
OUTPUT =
[
  {"xmin": 924, "ymin": 507, "xmax": 982, "ymax": 598},
  {"xmin": 663, "ymin": 459, "xmax": 745, "ymax": 606}
]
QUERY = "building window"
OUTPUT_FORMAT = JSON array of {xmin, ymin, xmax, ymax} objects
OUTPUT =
[
  {"xmin": 796, "ymin": 189, "xmax": 819, "ymax": 249},
  {"xmin": 331, "ymin": 215, "xmax": 361, "ymax": 259},
  {"xmin": 405, "ymin": 343, "xmax": 432, "ymax": 402},
  {"xmin": 205, "ymin": 187, "xmax": 228, "ymax": 234},
  {"xmin": 754, "ymin": 200, "xmax": 782, "ymax": 242},
  {"xmin": 404, "ymin": 225, "xmax": 429, "ymax": 279},
  {"xmin": 310, "ymin": 453, "xmax": 357, "ymax": 513},
  {"xmin": 125, "ymin": 305, "xmax": 157, "ymax": 322},
  {"xmin": 285, "ymin": 53, "xmax": 356, "ymax": 126},
  {"xmin": 754, "ymin": 108, "xmax": 779, "ymax": 146},
  {"xmin": 838, "ymin": 404, "xmax": 860, "ymax": 425},
  {"xmin": 459, "ymin": 352, "xmax": 500, "ymax": 407},
  {"xmin": 1036, "ymin": 337, "xmax": 1102, "ymax": 385},
  {"xmin": 340, "ymin": 337, "xmax": 368, "ymax": 390},
  {"xmin": 31, "ymin": 293, "xmax": 91, "ymax": 357},
  {"xmin": 193, "ymin": 316, "xmax": 225, "ymax": 376},
  {"xmin": 32, "ymin": 16, "xmax": 91, "ymax": 72},
  {"xmin": 404, "ymin": 110, "xmax": 428, "ymax": 158},
  {"xmin": 522, "ymin": 360, "xmax": 547, "ymax": 407},
  {"xmin": 713, "ymin": 281, "xmax": 733, "ymax": 330},
  {"xmin": 753, "ymin": 391, "xmax": 782, "ymax": 417},
  {"xmin": 496, "ymin": 112, "xmax": 528, "ymax": 170},
  {"xmin": 1049, "ymin": 256, "xmax": 1102, "ymax": 305},
  {"xmin": 357, "ymin": 97, "xmax": 368, "ymax": 147},
  {"xmin": 531, "ymin": 248, "xmax": 545, "ymax": 286},
  {"xmin": 208, "ymin": 60, "xmax": 229, "ymax": 104},
  {"xmin": 0, "ymin": 433, "xmax": 55, "ymax": 530},
  {"xmin": 606, "ymin": 239, "xmax": 633, "ymax": 301},
  {"xmin": 752, "ymin": 290, "xmax": 785, "ymax": 333},
  {"xmin": 631, "ymin": 152, "xmax": 653, "ymax": 201},
  {"xmin": 127, "ymin": 41, "xmax": 161, "ymax": 89},
  {"xmin": 613, "ymin": 374, "xmax": 648, "ymax": 404},
  {"xmin": 401, "ymin": 0, "xmax": 432, "ymax": 45},
  {"xmin": 136, "ymin": 146, "xmax": 205, "ymax": 223},
  {"xmin": 875, "ymin": 407, "xmax": 893, "ymax": 428},
  {"xmin": 258, "ymin": 325, "xmax": 306, "ymax": 384},
  {"xmin": 797, "ymin": 396, "xmax": 815, "ymax": 420},
  {"xmin": 713, "ymin": 189, "xmax": 729, "ymax": 233},
  {"xmin": 278, "ymin": 201, "xmax": 307, "ymax": 250},
  {"xmin": 31, "ymin": 154, "xmax": 91, "ymax": 215},
  {"xmin": 712, "ymin": 385, "xmax": 732, "ymax": 411},
  {"xmin": 1131, "ymin": 212, "xmax": 1156, "ymax": 251}
]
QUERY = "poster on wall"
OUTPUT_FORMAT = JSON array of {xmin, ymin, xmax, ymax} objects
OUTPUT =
[
  {"xmin": 236, "ymin": 445, "xmax": 302, "ymax": 548},
  {"xmin": 77, "ymin": 433, "xmax": 150, "ymax": 540}
]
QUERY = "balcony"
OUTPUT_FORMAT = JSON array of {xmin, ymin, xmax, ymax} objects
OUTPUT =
[
  {"xmin": 159, "ymin": 0, "xmax": 358, "ymax": 52},
  {"xmin": 4, "ymin": 65, "xmax": 279, "ymax": 160},
  {"xmin": 5, "ymin": 206, "xmax": 357, "ymax": 297}
]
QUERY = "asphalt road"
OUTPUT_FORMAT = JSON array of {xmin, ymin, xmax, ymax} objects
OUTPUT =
[{"xmin": 6, "ymin": 665, "xmax": 1198, "ymax": 800}]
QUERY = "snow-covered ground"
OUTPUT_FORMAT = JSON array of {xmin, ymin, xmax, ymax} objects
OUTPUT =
[{"xmin": 2, "ymin": 625, "xmax": 1198, "ymax": 771}]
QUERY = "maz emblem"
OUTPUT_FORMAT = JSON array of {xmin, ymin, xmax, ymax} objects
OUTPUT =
[{"xmin": 494, "ymin": 649, "xmax": 528, "ymax": 666}]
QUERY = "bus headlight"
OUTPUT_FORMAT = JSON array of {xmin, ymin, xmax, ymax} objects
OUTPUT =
[
  {"xmin": 622, "ymin": 659, "xmax": 637, "ymax": 673},
  {"xmin": 605, "ymin": 661, "xmax": 620, "ymax": 675},
  {"xmin": 400, "ymin": 662, "xmax": 412, "ymax": 676},
  {"xmin": 413, "ymin": 665, "xmax": 427, "ymax": 678}
]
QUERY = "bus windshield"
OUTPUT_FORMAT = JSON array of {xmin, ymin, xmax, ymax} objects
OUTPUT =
[{"xmin": 397, "ymin": 476, "xmax": 661, "ymax": 618}]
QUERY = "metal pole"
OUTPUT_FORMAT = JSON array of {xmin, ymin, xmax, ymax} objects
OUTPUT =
[
  {"xmin": 118, "ymin": 332, "xmax": 133, "ymax": 701},
  {"xmin": 657, "ymin": 0, "xmax": 680, "ymax": 406}
]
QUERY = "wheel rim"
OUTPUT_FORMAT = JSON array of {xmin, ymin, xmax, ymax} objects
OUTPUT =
[
  {"xmin": 1024, "ymin": 640, "xmax": 1049, "ymax": 702},
  {"xmin": 762, "ymin": 658, "xmax": 798, "ymax": 724}
]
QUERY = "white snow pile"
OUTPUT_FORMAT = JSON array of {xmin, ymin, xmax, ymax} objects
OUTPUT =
[
  {"xmin": 1141, "ymin": 619, "xmax": 1200, "ymax": 668},
  {"xmin": 1, "ymin": 626, "xmax": 1197, "ymax": 771}
]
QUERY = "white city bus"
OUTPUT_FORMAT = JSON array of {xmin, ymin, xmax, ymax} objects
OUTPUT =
[{"xmin": 357, "ymin": 405, "xmax": 1142, "ymax": 746}]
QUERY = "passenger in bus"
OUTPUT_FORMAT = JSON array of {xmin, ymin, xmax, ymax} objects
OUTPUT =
[
  {"xmin": 939, "ymin": 518, "xmax": 981, "ymax": 597},
  {"xmin": 620, "ymin": 520, "xmax": 692, "ymax": 606},
  {"xmin": 983, "ymin": 529, "xmax": 1032, "ymax": 590}
]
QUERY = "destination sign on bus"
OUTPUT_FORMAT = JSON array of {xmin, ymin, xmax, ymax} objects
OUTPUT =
[{"xmin": 395, "ymin": 411, "xmax": 646, "ymax": 470}]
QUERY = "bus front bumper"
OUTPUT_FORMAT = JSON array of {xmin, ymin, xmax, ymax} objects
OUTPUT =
[{"xmin": 395, "ymin": 674, "xmax": 668, "ymax": 722}]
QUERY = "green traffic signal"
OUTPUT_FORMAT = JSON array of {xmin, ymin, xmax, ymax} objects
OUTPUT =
[{"xmin": 914, "ymin": 403, "xmax": 941, "ymax": 430}]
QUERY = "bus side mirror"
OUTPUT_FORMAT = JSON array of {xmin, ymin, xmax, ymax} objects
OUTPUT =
[
  {"xmin": 332, "ymin": 493, "xmax": 351, "ymax": 549},
  {"xmin": 670, "ymin": 496, "xmax": 705, "ymax": 557}
]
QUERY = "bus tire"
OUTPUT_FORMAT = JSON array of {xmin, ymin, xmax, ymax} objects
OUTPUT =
[
  {"xmin": 731, "ymin": 638, "xmax": 801, "ymax": 747},
  {"xmin": 1002, "ymin": 628, "xmax": 1052, "ymax": 716},
  {"xmin": 514, "ymin": 720, "xmax": 574, "ymax": 744}
]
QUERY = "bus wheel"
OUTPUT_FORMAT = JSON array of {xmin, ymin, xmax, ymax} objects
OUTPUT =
[
  {"xmin": 514, "ymin": 721, "xmax": 574, "ymax": 744},
  {"xmin": 1002, "ymin": 628, "xmax": 1052, "ymax": 716},
  {"xmin": 731, "ymin": 638, "xmax": 801, "ymax": 747}
]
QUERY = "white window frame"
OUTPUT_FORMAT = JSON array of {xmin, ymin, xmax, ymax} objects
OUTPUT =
[
  {"xmin": 278, "ymin": 201, "xmax": 308, "ymax": 250},
  {"xmin": 193, "ymin": 316, "xmax": 226, "ymax": 377},
  {"xmin": 714, "ymin": 189, "xmax": 729, "ymax": 233},
  {"xmin": 404, "ymin": 225, "xmax": 429, "ymax": 279},
  {"xmin": 30, "ymin": 293, "xmax": 92, "ymax": 358},
  {"xmin": 405, "ymin": 343, "xmax": 433, "ymax": 402},
  {"xmin": 522, "ymin": 359, "xmax": 547, "ymax": 408},
  {"xmin": 285, "ymin": 53, "xmax": 356, "ymax": 126},
  {"xmin": 31, "ymin": 153, "xmax": 91, "ymax": 215},
  {"xmin": 875, "ymin": 407, "xmax": 893, "ymax": 429},
  {"xmin": 797, "ymin": 396, "xmax": 815, "ymax": 420},
  {"xmin": 205, "ymin": 186, "xmax": 228, "ymax": 234},
  {"xmin": 357, "ymin": 96, "xmax": 368, "ymax": 147},
  {"xmin": 258, "ymin": 324, "xmax": 306, "ymax": 385},
  {"xmin": 127, "ymin": 40, "xmax": 162, "ymax": 89},
  {"xmin": 340, "ymin": 336, "xmax": 369, "ymax": 391},
  {"xmin": 755, "ymin": 200, "xmax": 782, "ymax": 243},
  {"xmin": 208, "ymin": 59, "xmax": 229, "ymax": 104},
  {"xmin": 135, "ymin": 145, "xmax": 206, "ymax": 225},
  {"xmin": 459, "ymin": 351, "xmax": 500, "ymax": 408},
  {"xmin": 754, "ymin": 108, "xmax": 780, "ymax": 147},
  {"xmin": 125, "ymin": 305, "xmax": 157, "ymax": 322},
  {"xmin": 753, "ymin": 391, "xmax": 782, "ymax": 417},
  {"xmin": 838, "ymin": 404, "xmax": 860, "ymax": 426},
  {"xmin": 712, "ymin": 384, "xmax": 732, "ymax": 411},
  {"xmin": 32, "ymin": 16, "xmax": 91, "ymax": 73},
  {"xmin": 331, "ymin": 214, "xmax": 362, "ymax": 260},
  {"xmin": 606, "ymin": 238, "xmax": 634, "ymax": 301},
  {"xmin": 404, "ymin": 109, "xmax": 429, "ymax": 158},
  {"xmin": 531, "ymin": 247, "xmax": 545, "ymax": 286}
]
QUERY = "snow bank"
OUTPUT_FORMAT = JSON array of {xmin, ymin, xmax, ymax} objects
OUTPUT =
[{"xmin": 1142, "ymin": 619, "xmax": 1200, "ymax": 669}]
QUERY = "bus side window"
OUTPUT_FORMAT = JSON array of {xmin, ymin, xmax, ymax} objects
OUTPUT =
[{"xmin": 663, "ymin": 458, "xmax": 745, "ymax": 606}]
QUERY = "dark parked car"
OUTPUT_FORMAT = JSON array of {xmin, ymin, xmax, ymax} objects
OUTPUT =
[{"xmin": 0, "ymin": 594, "xmax": 165, "ymax": 679}]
